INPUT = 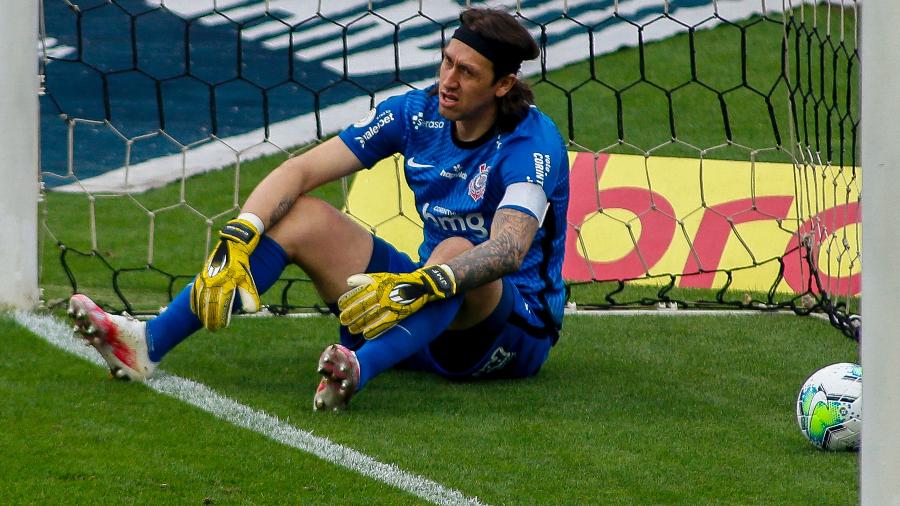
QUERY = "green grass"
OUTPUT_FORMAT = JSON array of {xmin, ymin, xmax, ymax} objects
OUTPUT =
[
  {"xmin": 15, "ymin": 2, "xmax": 859, "ymax": 505},
  {"xmin": 0, "ymin": 317, "xmax": 418, "ymax": 505},
  {"xmin": 24, "ymin": 8, "xmax": 860, "ymax": 502},
  {"xmin": 531, "ymin": 8, "xmax": 857, "ymax": 164},
  {"xmin": 3, "ymin": 312, "xmax": 859, "ymax": 504},
  {"xmin": 40, "ymin": 150, "xmax": 344, "ymax": 313},
  {"xmin": 532, "ymin": 15, "xmax": 795, "ymax": 161}
]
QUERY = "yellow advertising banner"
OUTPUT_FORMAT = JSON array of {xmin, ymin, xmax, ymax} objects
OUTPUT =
[{"xmin": 345, "ymin": 153, "xmax": 860, "ymax": 295}]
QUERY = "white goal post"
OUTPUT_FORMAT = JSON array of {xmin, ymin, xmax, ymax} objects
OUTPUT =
[
  {"xmin": 860, "ymin": 0, "xmax": 900, "ymax": 503},
  {"xmin": 0, "ymin": 0, "xmax": 40, "ymax": 309}
]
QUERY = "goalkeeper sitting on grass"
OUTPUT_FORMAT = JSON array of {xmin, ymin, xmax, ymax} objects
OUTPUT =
[{"xmin": 69, "ymin": 7, "xmax": 570, "ymax": 411}]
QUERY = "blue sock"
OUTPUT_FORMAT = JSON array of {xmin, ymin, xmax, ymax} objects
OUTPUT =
[
  {"xmin": 146, "ymin": 235, "xmax": 289, "ymax": 362},
  {"xmin": 355, "ymin": 296, "xmax": 463, "ymax": 390},
  {"xmin": 326, "ymin": 302, "xmax": 365, "ymax": 351}
]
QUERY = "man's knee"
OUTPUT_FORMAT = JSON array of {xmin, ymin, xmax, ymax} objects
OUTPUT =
[
  {"xmin": 427, "ymin": 237, "xmax": 504, "ymax": 330},
  {"xmin": 427, "ymin": 237, "xmax": 475, "ymax": 264},
  {"xmin": 267, "ymin": 196, "xmax": 349, "ymax": 256},
  {"xmin": 269, "ymin": 196, "xmax": 333, "ymax": 237},
  {"xmin": 265, "ymin": 196, "xmax": 373, "ymax": 301}
]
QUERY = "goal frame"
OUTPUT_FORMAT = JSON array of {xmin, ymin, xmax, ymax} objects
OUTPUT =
[
  {"xmin": 860, "ymin": 0, "xmax": 900, "ymax": 503},
  {"xmin": 0, "ymin": 0, "xmax": 40, "ymax": 309}
]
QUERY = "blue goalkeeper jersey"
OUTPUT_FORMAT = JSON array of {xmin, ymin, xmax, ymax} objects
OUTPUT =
[{"xmin": 338, "ymin": 86, "xmax": 569, "ymax": 331}]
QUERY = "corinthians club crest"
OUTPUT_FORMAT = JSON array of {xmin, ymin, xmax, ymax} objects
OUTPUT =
[{"xmin": 468, "ymin": 163, "xmax": 490, "ymax": 201}]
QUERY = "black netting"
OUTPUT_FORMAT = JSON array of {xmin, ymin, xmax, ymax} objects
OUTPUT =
[{"xmin": 39, "ymin": 1, "xmax": 860, "ymax": 339}]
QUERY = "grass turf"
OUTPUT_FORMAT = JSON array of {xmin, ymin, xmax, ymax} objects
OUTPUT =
[
  {"xmin": 0, "ymin": 317, "xmax": 421, "ymax": 505},
  {"xmin": 4, "ymin": 312, "xmax": 859, "ymax": 504},
  {"xmin": 18, "ymin": 5, "xmax": 860, "ymax": 504}
]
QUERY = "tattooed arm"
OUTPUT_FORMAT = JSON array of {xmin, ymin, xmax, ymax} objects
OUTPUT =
[
  {"xmin": 446, "ymin": 208, "xmax": 540, "ymax": 292},
  {"xmin": 241, "ymin": 137, "xmax": 363, "ymax": 229}
]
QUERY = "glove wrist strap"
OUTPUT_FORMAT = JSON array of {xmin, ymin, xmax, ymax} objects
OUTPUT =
[
  {"xmin": 221, "ymin": 218, "xmax": 259, "ymax": 245},
  {"xmin": 237, "ymin": 212, "xmax": 265, "ymax": 234},
  {"xmin": 422, "ymin": 264, "xmax": 456, "ymax": 297}
]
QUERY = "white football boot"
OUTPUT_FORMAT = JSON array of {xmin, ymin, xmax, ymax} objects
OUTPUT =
[
  {"xmin": 67, "ymin": 293, "xmax": 158, "ymax": 381},
  {"xmin": 313, "ymin": 344, "xmax": 360, "ymax": 412}
]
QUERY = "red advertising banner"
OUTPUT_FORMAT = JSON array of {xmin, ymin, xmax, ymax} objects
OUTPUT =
[{"xmin": 348, "ymin": 152, "xmax": 860, "ymax": 295}]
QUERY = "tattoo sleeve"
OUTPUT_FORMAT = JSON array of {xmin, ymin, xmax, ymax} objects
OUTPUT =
[{"xmin": 446, "ymin": 208, "xmax": 539, "ymax": 292}]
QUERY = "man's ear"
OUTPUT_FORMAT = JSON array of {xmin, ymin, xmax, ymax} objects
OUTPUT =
[{"xmin": 494, "ymin": 74, "xmax": 517, "ymax": 98}]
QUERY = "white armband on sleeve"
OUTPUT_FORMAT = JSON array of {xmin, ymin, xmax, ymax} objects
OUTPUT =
[{"xmin": 497, "ymin": 182, "xmax": 550, "ymax": 226}]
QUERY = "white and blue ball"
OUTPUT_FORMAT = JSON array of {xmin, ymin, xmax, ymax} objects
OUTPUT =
[{"xmin": 796, "ymin": 362, "xmax": 861, "ymax": 451}]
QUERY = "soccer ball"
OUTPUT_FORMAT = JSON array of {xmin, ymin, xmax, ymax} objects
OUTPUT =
[{"xmin": 796, "ymin": 362, "xmax": 862, "ymax": 451}]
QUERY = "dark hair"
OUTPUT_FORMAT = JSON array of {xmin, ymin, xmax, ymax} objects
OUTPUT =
[{"xmin": 440, "ymin": 8, "xmax": 540, "ymax": 131}]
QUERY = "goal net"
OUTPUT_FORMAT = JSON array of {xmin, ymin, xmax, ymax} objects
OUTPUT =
[{"xmin": 37, "ymin": 0, "xmax": 860, "ymax": 336}]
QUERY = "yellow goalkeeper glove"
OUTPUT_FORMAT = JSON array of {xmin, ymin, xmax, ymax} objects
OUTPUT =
[
  {"xmin": 337, "ymin": 264, "xmax": 456, "ymax": 339},
  {"xmin": 190, "ymin": 217, "xmax": 262, "ymax": 331}
]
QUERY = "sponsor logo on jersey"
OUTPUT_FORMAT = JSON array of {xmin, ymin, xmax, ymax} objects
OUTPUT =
[
  {"xmin": 411, "ymin": 111, "xmax": 445, "ymax": 130},
  {"xmin": 468, "ymin": 163, "xmax": 490, "ymax": 201},
  {"xmin": 353, "ymin": 110, "xmax": 395, "ymax": 149},
  {"xmin": 440, "ymin": 163, "xmax": 467, "ymax": 180},
  {"xmin": 421, "ymin": 203, "xmax": 488, "ymax": 238},
  {"xmin": 353, "ymin": 107, "xmax": 377, "ymax": 127},
  {"xmin": 407, "ymin": 157, "xmax": 434, "ymax": 169},
  {"xmin": 533, "ymin": 152, "xmax": 551, "ymax": 186}
]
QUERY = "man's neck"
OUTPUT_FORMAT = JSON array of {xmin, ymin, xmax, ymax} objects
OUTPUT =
[{"xmin": 454, "ymin": 106, "xmax": 498, "ymax": 143}]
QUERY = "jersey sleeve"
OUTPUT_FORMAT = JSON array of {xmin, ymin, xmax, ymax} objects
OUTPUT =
[
  {"xmin": 496, "ymin": 118, "xmax": 566, "ymax": 217},
  {"xmin": 338, "ymin": 93, "xmax": 408, "ymax": 168}
]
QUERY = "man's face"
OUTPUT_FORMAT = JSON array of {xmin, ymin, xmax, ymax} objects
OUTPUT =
[{"xmin": 438, "ymin": 39, "xmax": 505, "ymax": 123}]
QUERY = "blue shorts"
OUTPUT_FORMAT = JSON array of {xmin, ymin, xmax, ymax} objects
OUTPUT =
[{"xmin": 333, "ymin": 236, "xmax": 555, "ymax": 380}]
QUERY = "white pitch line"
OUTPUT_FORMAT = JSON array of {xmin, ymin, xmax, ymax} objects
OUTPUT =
[{"xmin": 11, "ymin": 311, "xmax": 489, "ymax": 506}]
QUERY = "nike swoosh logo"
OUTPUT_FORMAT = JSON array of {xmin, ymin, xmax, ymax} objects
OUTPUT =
[{"xmin": 407, "ymin": 157, "xmax": 434, "ymax": 169}]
